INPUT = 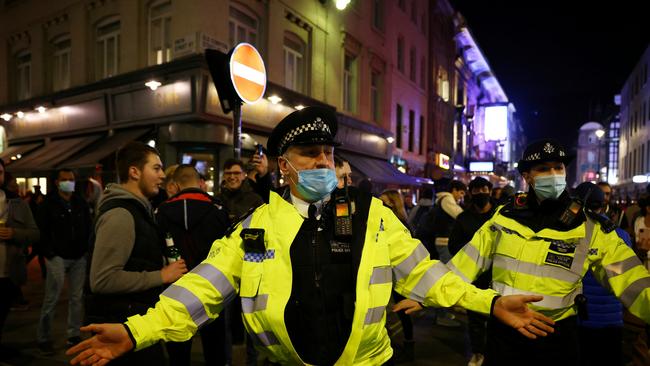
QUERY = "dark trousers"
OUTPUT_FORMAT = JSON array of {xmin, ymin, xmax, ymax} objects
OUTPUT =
[
  {"xmin": 0, "ymin": 278, "xmax": 16, "ymax": 344},
  {"xmin": 578, "ymin": 326, "xmax": 623, "ymax": 366},
  {"xmin": 466, "ymin": 310, "xmax": 487, "ymax": 354},
  {"xmin": 167, "ymin": 309, "xmax": 232, "ymax": 366},
  {"xmin": 392, "ymin": 292, "xmax": 413, "ymax": 341},
  {"xmin": 485, "ymin": 316, "xmax": 579, "ymax": 366}
]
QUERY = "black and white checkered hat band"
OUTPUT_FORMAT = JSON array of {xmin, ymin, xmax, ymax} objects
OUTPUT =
[{"xmin": 278, "ymin": 117, "xmax": 331, "ymax": 153}]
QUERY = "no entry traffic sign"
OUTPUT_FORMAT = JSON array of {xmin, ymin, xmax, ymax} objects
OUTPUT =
[{"xmin": 229, "ymin": 43, "xmax": 267, "ymax": 104}]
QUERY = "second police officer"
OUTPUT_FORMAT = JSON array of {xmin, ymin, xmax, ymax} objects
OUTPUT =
[
  {"xmin": 448, "ymin": 139, "xmax": 650, "ymax": 364},
  {"xmin": 68, "ymin": 107, "xmax": 555, "ymax": 365}
]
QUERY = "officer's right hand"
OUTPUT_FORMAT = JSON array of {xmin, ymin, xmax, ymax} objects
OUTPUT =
[
  {"xmin": 161, "ymin": 260, "xmax": 188, "ymax": 284},
  {"xmin": 66, "ymin": 323, "xmax": 133, "ymax": 365}
]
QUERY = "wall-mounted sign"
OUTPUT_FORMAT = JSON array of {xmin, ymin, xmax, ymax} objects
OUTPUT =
[
  {"xmin": 436, "ymin": 153, "xmax": 450, "ymax": 170},
  {"xmin": 469, "ymin": 161, "xmax": 494, "ymax": 172}
]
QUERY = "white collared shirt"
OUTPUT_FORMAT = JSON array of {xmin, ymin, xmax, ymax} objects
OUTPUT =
[{"xmin": 290, "ymin": 193, "xmax": 331, "ymax": 220}]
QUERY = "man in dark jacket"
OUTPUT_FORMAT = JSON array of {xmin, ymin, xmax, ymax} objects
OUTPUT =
[
  {"xmin": 449, "ymin": 176, "xmax": 496, "ymax": 366},
  {"xmin": 36, "ymin": 168, "xmax": 92, "ymax": 355},
  {"xmin": 217, "ymin": 156, "xmax": 270, "ymax": 221},
  {"xmin": 156, "ymin": 164, "xmax": 231, "ymax": 366}
]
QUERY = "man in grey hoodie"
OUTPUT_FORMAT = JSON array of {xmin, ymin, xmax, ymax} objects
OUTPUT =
[{"xmin": 85, "ymin": 141, "xmax": 187, "ymax": 365}]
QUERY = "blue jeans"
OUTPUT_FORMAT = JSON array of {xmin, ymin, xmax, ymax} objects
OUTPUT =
[{"xmin": 37, "ymin": 256, "xmax": 86, "ymax": 343}]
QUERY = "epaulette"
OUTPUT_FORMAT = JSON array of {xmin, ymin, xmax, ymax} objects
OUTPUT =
[
  {"xmin": 512, "ymin": 192, "xmax": 529, "ymax": 210},
  {"xmin": 585, "ymin": 210, "xmax": 617, "ymax": 233},
  {"xmin": 225, "ymin": 206, "xmax": 257, "ymax": 238}
]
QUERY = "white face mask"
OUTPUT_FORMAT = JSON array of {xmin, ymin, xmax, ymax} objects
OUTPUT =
[
  {"xmin": 533, "ymin": 174, "xmax": 566, "ymax": 201},
  {"xmin": 58, "ymin": 181, "xmax": 75, "ymax": 193}
]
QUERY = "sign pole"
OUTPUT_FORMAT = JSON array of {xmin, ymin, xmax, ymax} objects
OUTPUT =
[{"xmin": 233, "ymin": 102, "xmax": 242, "ymax": 159}]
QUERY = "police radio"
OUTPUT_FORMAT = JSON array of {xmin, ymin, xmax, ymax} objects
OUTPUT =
[
  {"xmin": 334, "ymin": 182, "xmax": 353, "ymax": 238},
  {"xmin": 559, "ymin": 198, "xmax": 584, "ymax": 227}
]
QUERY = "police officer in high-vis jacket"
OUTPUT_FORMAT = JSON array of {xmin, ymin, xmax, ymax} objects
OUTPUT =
[
  {"xmin": 447, "ymin": 138, "xmax": 650, "ymax": 365},
  {"xmin": 68, "ymin": 107, "xmax": 554, "ymax": 365}
]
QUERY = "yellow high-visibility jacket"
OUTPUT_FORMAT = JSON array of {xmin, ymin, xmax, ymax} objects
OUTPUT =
[
  {"xmin": 448, "ymin": 209, "xmax": 650, "ymax": 322},
  {"xmin": 126, "ymin": 191, "xmax": 498, "ymax": 365}
]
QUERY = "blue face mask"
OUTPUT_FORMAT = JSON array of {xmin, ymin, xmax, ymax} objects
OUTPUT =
[
  {"xmin": 533, "ymin": 174, "xmax": 566, "ymax": 201},
  {"xmin": 285, "ymin": 159, "xmax": 338, "ymax": 202},
  {"xmin": 58, "ymin": 181, "xmax": 75, "ymax": 193}
]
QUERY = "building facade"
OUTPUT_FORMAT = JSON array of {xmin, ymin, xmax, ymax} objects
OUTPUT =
[
  {"xmin": 0, "ymin": 0, "xmax": 443, "ymax": 194},
  {"xmin": 617, "ymin": 44, "xmax": 650, "ymax": 198},
  {"xmin": 575, "ymin": 121, "xmax": 607, "ymax": 187}
]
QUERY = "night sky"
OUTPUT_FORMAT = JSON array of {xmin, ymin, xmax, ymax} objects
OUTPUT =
[{"xmin": 450, "ymin": 1, "xmax": 649, "ymax": 148}]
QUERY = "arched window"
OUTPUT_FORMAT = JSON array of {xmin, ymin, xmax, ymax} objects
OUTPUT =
[
  {"xmin": 149, "ymin": 0, "xmax": 172, "ymax": 65},
  {"xmin": 283, "ymin": 32, "xmax": 306, "ymax": 93}
]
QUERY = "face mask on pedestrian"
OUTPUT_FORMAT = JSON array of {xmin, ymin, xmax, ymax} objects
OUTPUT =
[
  {"xmin": 533, "ymin": 174, "xmax": 566, "ymax": 201},
  {"xmin": 472, "ymin": 193, "xmax": 490, "ymax": 209},
  {"xmin": 58, "ymin": 181, "xmax": 75, "ymax": 193},
  {"xmin": 284, "ymin": 158, "xmax": 338, "ymax": 202}
]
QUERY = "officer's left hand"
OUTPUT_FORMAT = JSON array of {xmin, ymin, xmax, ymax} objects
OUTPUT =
[
  {"xmin": 493, "ymin": 295, "xmax": 555, "ymax": 339},
  {"xmin": 392, "ymin": 299, "xmax": 423, "ymax": 314}
]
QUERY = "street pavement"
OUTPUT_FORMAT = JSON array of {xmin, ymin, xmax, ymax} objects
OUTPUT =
[{"xmin": 1, "ymin": 260, "xmax": 469, "ymax": 366}]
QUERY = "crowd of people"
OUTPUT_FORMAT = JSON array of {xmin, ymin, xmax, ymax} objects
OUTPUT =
[{"xmin": 0, "ymin": 107, "xmax": 649, "ymax": 366}]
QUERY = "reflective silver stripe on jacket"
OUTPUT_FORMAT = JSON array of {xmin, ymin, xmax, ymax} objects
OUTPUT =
[
  {"xmin": 193, "ymin": 263, "xmax": 237, "ymax": 304},
  {"xmin": 604, "ymin": 256, "xmax": 644, "ymax": 279},
  {"xmin": 493, "ymin": 255, "xmax": 581, "ymax": 283},
  {"xmin": 408, "ymin": 262, "xmax": 450, "ymax": 303},
  {"xmin": 162, "ymin": 284, "xmax": 210, "ymax": 327},
  {"xmin": 364, "ymin": 306, "xmax": 385, "ymax": 324},
  {"xmin": 254, "ymin": 331, "xmax": 280, "ymax": 346},
  {"xmin": 619, "ymin": 276, "xmax": 650, "ymax": 308},
  {"xmin": 370, "ymin": 266, "xmax": 392, "ymax": 284},
  {"xmin": 241, "ymin": 214, "xmax": 253, "ymax": 229},
  {"xmin": 492, "ymin": 282, "xmax": 581, "ymax": 309},
  {"xmin": 460, "ymin": 243, "xmax": 493, "ymax": 273},
  {"xmin": 241, "ymin": 294, "xmax": 269, "ymax": 313},
  {"xmin": 446, "ymin": 261, "xmax": 471, "ymax": 283},
  {"xmin": 569, "ymin": 219, "xmax": 594, "ymax": 274},
  {"xmin": 393, "ymin": 243, "xmax": 429, "ymax": 281}
]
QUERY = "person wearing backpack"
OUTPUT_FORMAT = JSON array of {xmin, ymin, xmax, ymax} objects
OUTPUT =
[
  {"xmin": 407, "ymin": 187, "xmax": 434, "ymax": 231},
  {"xmin": 86, "ymin": 142, "xmax": 187, "ymax": 365},
  {"xmin": 155, "ymin": 164, "xmax": 231, "ymax": 366}
]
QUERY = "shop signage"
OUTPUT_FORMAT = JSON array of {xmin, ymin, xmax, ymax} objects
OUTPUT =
[{"xmin": 436, "ymin": 153, "xmax": 450, "ymax": 170}]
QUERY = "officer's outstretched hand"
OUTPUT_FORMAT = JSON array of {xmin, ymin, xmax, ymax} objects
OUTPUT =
[
  {"xmin": 493, "ymin": 295, "xmax": 555, "ymax": 339},
  {"xmin": 66, "ymin": 324, "xmax": 133, "ymax": 365}
]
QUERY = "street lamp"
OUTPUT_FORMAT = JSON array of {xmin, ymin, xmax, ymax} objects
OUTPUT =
[{"xmin": 595, "ymin": 128, "xmax": 606, "ymax": 181}]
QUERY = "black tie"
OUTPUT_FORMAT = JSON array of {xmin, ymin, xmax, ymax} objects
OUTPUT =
[{"xmin": 308, "ymin": 204, "xmax": 317, "ymax": 221}]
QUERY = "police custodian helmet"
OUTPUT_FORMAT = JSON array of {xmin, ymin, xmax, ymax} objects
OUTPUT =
[
  {"xmin": 267, "ymin": 106, "xmax": 340, "ymax": 156},
  {"xmin": 517, "ymin": 138, "xmax": 575, "ymax": 174}
]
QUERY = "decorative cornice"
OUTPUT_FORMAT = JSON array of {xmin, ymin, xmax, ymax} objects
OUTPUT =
[{"xmin": 43, "ymin": 13, "xmax": 69, "ymax": 29}]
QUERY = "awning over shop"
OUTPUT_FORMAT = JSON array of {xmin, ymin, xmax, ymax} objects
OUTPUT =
[
  {"xmin": 56, "ymin": 128, "xmax": 151, "ymax": 168},
  {"xmin": 7, "ymin": 135, "xmax": 102, "ymax": 172},
  {"xmin": 0, "ymin": 142, "xmax": 42, "ymax": 163},
  {"xmin": 339, "ymin": 152, "xmax": 433, "ymax": 186}
]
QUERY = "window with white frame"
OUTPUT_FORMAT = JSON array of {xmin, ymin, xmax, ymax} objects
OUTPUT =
[
  {"xmin": 284, "ymin": 32, "xmax": 306, "ymax": 93},
  {"xmin": 96, "ymin": 18, "xmax": 120, "ymax": 79},
  {"xmin": 370, "ymin": 70, "xmax": 382, "ymax": 123},
  {"xmin": 16, "ymin": 50, "xmax": 31, "ymax": 100},
  {"xmin": 52, "ymin": 36, "xmax": 71, "ymax": 91},
  {"xmin": 229, "ymin": 5, "xmax": 258, "ymax": 48},
  {"xmin": 343, "ymin": 53, "xmax": 358, "ymax": 113},
  {"xmin": 149, "ymin": 0, "xmax": 172, "ymax": 65}
]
